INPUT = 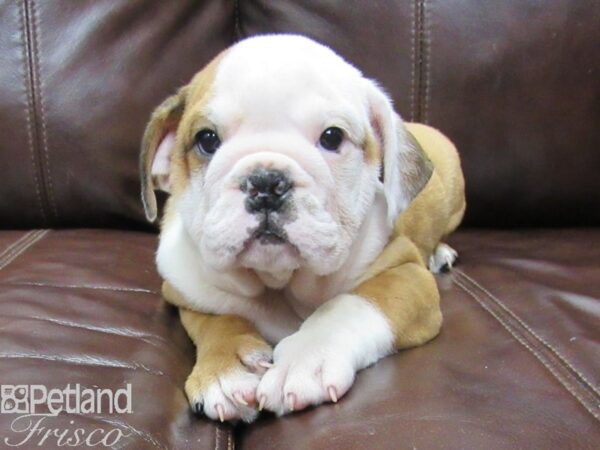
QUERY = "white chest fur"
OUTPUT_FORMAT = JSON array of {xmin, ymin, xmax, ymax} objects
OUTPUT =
[{"xmin": 156, "ymin": 192, "xmax": 391, "ymax": 343}]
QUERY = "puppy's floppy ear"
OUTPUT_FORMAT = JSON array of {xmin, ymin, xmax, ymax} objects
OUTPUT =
[
  {"xmin": 140, "ymin": 87, "xmax": 188, "ymax": 222},
  {"xmin": 366, "ymin": 81, "xmax": 433, "ymax": 226}
]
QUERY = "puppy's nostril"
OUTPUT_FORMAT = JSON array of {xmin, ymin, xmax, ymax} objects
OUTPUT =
[
  {"xmin": 246, "ymin": 181, "xmax": 259, "ymax": 198},
  {"xmin": 273, "ymin": 179, "xmax": 291, "ymax": 196}
]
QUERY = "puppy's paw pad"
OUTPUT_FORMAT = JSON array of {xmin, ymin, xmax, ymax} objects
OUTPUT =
[
  {"xmin": 429, "ymin": 243, "xmax": 458, "ymax": 273},
  {"xmin": 186, "ymin": 369, "xmax": 260, "ymax": 423}
]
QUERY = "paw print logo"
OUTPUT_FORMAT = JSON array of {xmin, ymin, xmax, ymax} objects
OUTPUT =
[{"xmin": 1, "ymin": 385, "xmax": 29, "ymax": 414}]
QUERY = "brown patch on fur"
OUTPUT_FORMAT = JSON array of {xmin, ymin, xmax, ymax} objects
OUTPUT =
[
  {"xmin": 166, "ymin": 51, "xmax": 228, "ymax": 200},
  {"xmin": 354, "ymin": 123, "xmax": 465, "ymax": 349},
  {"xmin": 162, "ymin": 282, "xmax": 272, "ymax": 407},
  {"xmin": 396, "ymin": 123, "xmax": 465, "ymax": 259},
  {"xmin": 140, "ymin": 51, "xmax": 228, "ymax": 223},
  {"xmin": 401, "ymin": 128, "xmax": 434, "ymax": 202},
  {"xmin": 140, "ymin": 88, "xmax": 188, "ymax": 221},
  {"xmin": 354, "ymin": 237, "xmax": 442, "ymax": 349}
]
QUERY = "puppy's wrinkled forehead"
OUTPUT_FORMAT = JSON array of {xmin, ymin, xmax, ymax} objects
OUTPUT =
[{"xmin": 202, "ymin": 35, "xmax": 367, "ymax": 127}]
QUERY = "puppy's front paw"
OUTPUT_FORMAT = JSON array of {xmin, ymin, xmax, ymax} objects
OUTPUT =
[
  {"xmin": 186, "ymin": 334, "xmax": 272, "ymax": 423},
  {"xmin": 256, "ymin": 331, "xmax": 355, "ymax": 415}
]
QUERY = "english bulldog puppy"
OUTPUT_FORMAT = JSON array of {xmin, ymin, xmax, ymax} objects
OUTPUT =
[{"xmin": 140, "ymin": 35, "xmax": 465, "ymax": 423}]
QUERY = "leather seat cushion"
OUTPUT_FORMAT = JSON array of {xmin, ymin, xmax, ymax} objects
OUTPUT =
[{"xmin": 0, "ymin": 229, "xmax": 598, "ymax": 449}]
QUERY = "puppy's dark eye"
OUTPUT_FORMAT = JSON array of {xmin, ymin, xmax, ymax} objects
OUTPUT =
[
  {"xmin": 194, "ymin": 129, "xmax": 221, "ymax": 156},
  {"xmin": 319, "ymin": 127, "xmax": 344, "ymax": 152}
]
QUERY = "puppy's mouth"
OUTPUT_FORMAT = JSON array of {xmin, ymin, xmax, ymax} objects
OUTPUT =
[{"xmin": 249, "ymin": 213, "xmax": 288, "ymax": 244}]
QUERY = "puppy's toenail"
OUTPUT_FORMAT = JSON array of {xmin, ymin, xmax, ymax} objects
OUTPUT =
[
  {"xmin": 216, "ymin": 404, "xmax": 225, "ymax": 422},
  {"xmin": 286, "ymin": 393, "xmax": 296, "ymax": 411},
  {"xmin": 258, "ymin": 395, "xmax": 266, "ymax": 411},
  {"xmin": 258, "ymin": 360, "xmax": 274, "ymax": 369},
  {"xmin": 233, "ymin": 392, "xmax": 248, "ymax": 406},
  {"xmin": 328, "ymin": 386, "xmax": 338, "ymax": 403}
]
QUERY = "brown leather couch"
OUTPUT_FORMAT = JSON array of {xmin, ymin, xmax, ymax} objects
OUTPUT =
[{"xmin": 1, "ymin": 1, "xmax": 598, "ymax": 449}]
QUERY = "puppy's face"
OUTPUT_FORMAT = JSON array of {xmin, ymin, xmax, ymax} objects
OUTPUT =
[{"xmin": 142, "ymin": 35, "xmax": 431, "ymax": 276}]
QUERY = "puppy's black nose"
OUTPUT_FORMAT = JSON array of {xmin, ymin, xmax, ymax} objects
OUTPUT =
[{"xmin": 243, "ymin": 169, "xmax": 293, "ymax": 213}]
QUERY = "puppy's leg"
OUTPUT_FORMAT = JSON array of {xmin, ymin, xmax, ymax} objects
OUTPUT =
[
  {"xmin": 164, "ymin": 283, "xmax": 272, "ymax": 423},
  {"xmin": 256, "ymin": 247, "xmax": 441, "ymax": 415},
  {"xmin": 428, "ymin": 194, "xmax": 465, "ymax": 273},
  {"xmin": 180, "ymin": 310, "xmax": 273, "ymax": 422}
]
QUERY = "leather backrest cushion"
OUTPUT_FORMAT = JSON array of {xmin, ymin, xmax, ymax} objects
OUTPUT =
[
  {"xmin": 0, "ymin": 0, "xmax": 233, "ymax": 229},
  {"xmin": 0, "ymin": 0, "xmax": 598, "ymax": 228}
]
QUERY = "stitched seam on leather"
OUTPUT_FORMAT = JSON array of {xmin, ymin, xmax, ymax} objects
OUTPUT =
[
  {"xmin": 412, "ymin": 0, "xmax": 423, "ymax": 122},
  {"xmin": 0, "ymin": 352, "xmax": 165, "ymax": 376},
  {"xmin": 0, "ymin": 314, "xmax": 177, "ymax": 352},
  {"xmin": 421, "ymin": 0, "xmax": 431, "ymax": 123},
  {"xmin": 22, "ymin": 0, "xmax": 53, "ymax": 224},
  {"xmin": 0, "ymin": 230, "xmax": 46, "ymax": 268},
  {"xmin": 215, "ymin": 426, "xmax": 221, "ymax": 450},
  {"xmin": 0, "ymin": 232, "xmax": 37, "ymax": 268},
  {"xmin": 234, "ymin": 0, "xmax": 242, "ymax": 42},
  {"xmin": 0, "ymin": 230, "xmax": 48, "ymax": 272},
  {"xmin": 413, "ymin": 0, "xmax": 428, "ymax": 122},
  {"xmin": 19, "ymin": 1, "xmax": 46, "ymax": 223},
  {"xmin": 454, "ymin": 274, "xmax": 600, "ymax": 421},
  {"xmin": 216, "ymin": 425, "xmax": 234, "ymax": 450},
  {"xmin": 455, "ymin": 276, "xmax": 600, "ymax": 421},
  {"xmin": 409, "ymin": 0, "xmax": 417, "ymax": 122},
  {"xmin": 0, "ymin": 280, "xmax": 158, "ymax": 294},
  {"xmin": 0, "ymin": 232, "xmax": 36, "ymax": 265},
  {"xmin": 457, "ymin": 272, "xmax": 600, "ymax": 411},
  {"xmin": 31, "ymin": 0, "xmax": 58, "ymax": 221},
  {"xmin": 457, "ymin": 268, "xmax": 600, "ymax": 398}
]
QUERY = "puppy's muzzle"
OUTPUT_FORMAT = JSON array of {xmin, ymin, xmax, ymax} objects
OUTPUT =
[{"xmin": 242, "ymin": 168, "xmax": 293, "ymax": 214}]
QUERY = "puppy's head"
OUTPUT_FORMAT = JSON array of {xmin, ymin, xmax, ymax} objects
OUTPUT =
[{"xmin": 141, "ymin": 35, "xmax": 431, "ymax": 276}]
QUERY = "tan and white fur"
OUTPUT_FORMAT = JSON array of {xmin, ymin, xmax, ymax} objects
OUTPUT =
[{"xmin": 140, "ymin": 35, "xmax": 465, "ymax": 422}]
